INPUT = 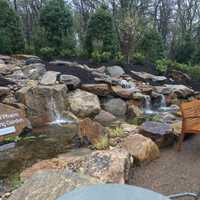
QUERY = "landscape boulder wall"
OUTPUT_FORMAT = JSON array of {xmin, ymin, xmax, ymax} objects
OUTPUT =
[
  {"xmin": 66, "ymin": 89, "xmax": 101, "ymax": 118},
  {"xmin": 0, "ymin": 103, "xmax": 31, "ymax": 141},
  {"xmin": 16, "ymin": 84, "xmax": 67, "ymax": 126},
  {"xmin": 121, "ymin": 134, "xmax": 160, "ymax": 162},
  {"xmin": 8, "ymin": 170, "xmax": 101, "ymax": 200}
]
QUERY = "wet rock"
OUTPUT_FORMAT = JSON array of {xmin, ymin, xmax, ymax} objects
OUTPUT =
[
  {"xmin": 8, "ymin": 170, "xmax": 100, "ymax": 200},
  {"xmin": 103, "ymin": 98, "xmax": 127, "ymax": 117},
  {"xmin": 16, "ymin": 84, "xmax": 67, "ymax": 126},
  {"xmin": 79, "ymin": 118, "xmax": 108, "ymax": 145},
  {"xmin": 131, "ymin": 70, "xmax": 167, "ymax": 83},
  {"xmin": 49, "ymin": 60, "xmax": 84, "ymax": 69},
  {"xmin": 81, "ymin": 84, "xmax": 112, "ymax": 96},
  {"xmin": 40, "ymin": 71, "xmax": 60, "ymax": 85},
  {"xmin": 22, "ymin": 63, "xmax": 46, "ymax": 80},
  {"xmin": 106, "ymin": 66, "xmax": 125, "ymax": 77},
  {"xmin": 66, "ymin": 89, "xmax": 101, "ymax": 118},
  {"xmin": 155, "ymin": 85, "xmax": 194, "ymax": 98},
  {"xmin": 60, "ymin": 74, "xmax": 81, "ymax": 90},
  {"xmin": 94, "ymin": 110, "xmax": 116, "ymax": 126},
  {"xmin": 121, "ymin": 134, "xmax": 160, "ymax": 162},
  {"xmin": 111, "ymin": 85, "xmax": 139, "ymax": 99},
  {"xmin": 139, "ymin": 121, "xmax": 175, "ymax": 148},
  {"xmin": 0, "ymin": 87, "xmax": 10, "ymax": 97},
  {"xmin": 0, "ymin": 103, "xmax": 31, "ymax": 142}
]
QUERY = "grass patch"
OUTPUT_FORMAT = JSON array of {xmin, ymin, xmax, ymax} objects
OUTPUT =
[
  {"xmin": 108, "ymin": 127, "xmax": 125, "ymax": 138},
  {"xmin": 93, "ymin": 136, "xmax": 109, "ymax": 150}
]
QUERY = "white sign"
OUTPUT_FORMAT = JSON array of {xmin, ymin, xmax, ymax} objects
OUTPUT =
[{"xmin": 0, "ymin": 126, "xmax": 16, "ymax": 136}]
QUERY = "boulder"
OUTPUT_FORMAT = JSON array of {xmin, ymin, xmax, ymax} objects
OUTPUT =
[
  {"xmin": 25, "ymin": 57, "xmax": 42, "ymax": 65},
  {"xmin": 127, "ymin": 103, "xmax": 143, "ymax": 118},
  {"xmin": 121, "ymin": 134, "xmax": 160, "ymax": 162},
  {"xmin": 0, "ymin": 59, "xmax": 5, "ymax": 64},
  {"xmin": 67, "ymin": 89, "xmax": 101, "ymax": 118},
  {"xmin": 64, "ymin": 149, "xmax": 134, "ymax": 184},
  {"xmin": 120, "ymin": 123, "xmax": 138, "ymax": 135},
  {"xmin": 49, "ymin": 60, "xmax": 84, "ymax": 69},
  {"xmin": 8, "ymin": 170, "xmax": 100, "ymax": 200},
  {"xmin": 0, "ymin": 103, "xmax": 31, "ymax": 142},
  {"xmin": 0, "ymin": 55, "xmax": 11, "ymax": 63},
  {"xmin": 81, "ymin": 149, "xmax": 133, "ymax": 183},
  {"xmin": 0, "ymin": 87, "xmax": 10, "ymax": 97},
  {"xmin": 131, "ymin": 70, "xmax": 167, "ymax": 83},
  {"xmin": 79, "ymin": 118, "xmax": 108, "ymax": 145},
  {"xmin": 94, "ymin": 110, "xmax": 116, "ymax": 126},
  {"xmin": 168, "ymin": 70, "xmax": 191, "ymax": 83},
  {"xmin": 111, "ymin": 85, "xmax": 139, "ymax": 99},
  {"xmin": 81, "ymin": 84, "xmax": 112, "ymax": 96},
  {"xmin": 0, "ymin": 64, "xmax": 10, "ymax": 75},
  {"xmin": 22, "ymin": 63, "xmax": 46, "ymax": 80},
  {"xmin": 103, "ymin": 98, "xmax": 127, "ymax": 117},
  {"xmin": 59, "ymin": 74, "xmax": 81, "ymax": 90},
  {"xmin": 139, "ymin": 121, "xmax": 176, "ymax": 147},
  {"xmin": 106, "ymin": 66, "xmax": 125, "ymax": 77},
  {"xmin": 16, "ymin": 84, "xmax": 67, "ymax": 126},
  {"xmin": 155, "ymin": 85, "xmax": 194, "ymax": 98},
  {"xmin": 40, "ymin": 71, "xmax": 60, "ymax": 85}
]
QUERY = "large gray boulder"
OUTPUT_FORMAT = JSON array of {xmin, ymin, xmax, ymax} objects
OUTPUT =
[
  {"xmin": 106, "ymin": 66, "xmax": 125, "ymax": 77},
  {"xmin": 8, "ymin": 170, "xmax": 100, "ymax": 200},
  {"xmin": 16, "ymin": 84, "xmax": 67, "ymax": 126},
  {"xmin": 40, "ymin": 71, "xmax": 60, "ymax": 85},
  {"xmin": 103, "ymin": 98, "xmax": 127, "ymax": 117},
  {"xmin": 66, "ymin": 89, "xmax": 101, "ymax": 118}
]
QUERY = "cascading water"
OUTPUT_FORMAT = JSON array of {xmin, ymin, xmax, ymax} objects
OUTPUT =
[
  {"xmin": 144, "ymin": 95, "xmax": 156, "ymax": 115},
  {"xmin": 48, "ymin": 96, "xmax": 72, "ymax": 125}
]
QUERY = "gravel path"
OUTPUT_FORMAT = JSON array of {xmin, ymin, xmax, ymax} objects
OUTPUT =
[{"xmin": 132, "ymin": 135, "xmax": 200, "ymax": 198}]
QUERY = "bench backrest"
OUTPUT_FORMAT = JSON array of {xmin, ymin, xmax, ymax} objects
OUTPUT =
[{"xmin": 181, "ymin": 100, "xmax": 200, "ymax": 133}]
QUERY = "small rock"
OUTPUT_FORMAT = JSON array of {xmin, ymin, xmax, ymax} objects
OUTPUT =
[
  {"xmin": 40, "ymin": 71, "xmax": 60, "ymax": 85},
  {"xmin": 59, "ymin": 74, "xmax": 81, "ymax": 90},
  {"xmin": 120, "ymin": 123, "xmax": 138, "ymax": 134},
  {"xmin": 94, "ymin": 110, "xmax": 116, "ymax": 126},
  {"xmin": 25, "ymin": 57, "xmax": 42, "ymax": 65},
  {"xmin": 0, "ymin": 87, "xmax": 10, "ymax": 97},
  {"xmin": 0, "ymin": 59, "xmax": 5, "ymax": 64},
  {"xmin": 103, "ymin": 98, "xmax": 127, "ymax": 117},
  {"xmin": 121, "ymin": 134, "xmax": 160, "ymax": 162},
  {"xmin": 0, "ymin": 64, "xmax": 10, "ymax": 75},
  {"xmin": 140, "ymin": 121, "xmax": 176, "ymax": 147}
]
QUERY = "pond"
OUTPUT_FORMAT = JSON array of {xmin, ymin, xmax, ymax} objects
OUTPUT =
[{"xmin": 0, "ymin": 122, "xmax": 79, "ymax": 195}]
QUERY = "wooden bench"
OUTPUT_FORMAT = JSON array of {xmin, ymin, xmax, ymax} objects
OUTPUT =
[{"xmin": 178, "ymin": 99, "xmax": 200, "ymax": 151}]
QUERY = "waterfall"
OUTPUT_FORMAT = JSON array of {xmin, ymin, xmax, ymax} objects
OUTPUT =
[
  {"xmin": 144, "ymin": 95, "xmax": 155, "ymax": 115},
  {"xmin": 160, "ymin": 94, "xmax": 167, "ymax": 108},
  {"xmin": 48, "ymin": 96, "xmax": 72, "ymax": 125}
]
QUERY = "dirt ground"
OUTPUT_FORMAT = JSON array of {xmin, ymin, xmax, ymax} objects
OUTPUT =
[{"xmin": 132, "ymin": 135, "xmax": 200, "ymax": 199}]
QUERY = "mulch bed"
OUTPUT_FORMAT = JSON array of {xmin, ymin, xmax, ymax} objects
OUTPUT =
[{"xmin": 46, "ymin": 64, "xmax": 97, "ymax": 84}]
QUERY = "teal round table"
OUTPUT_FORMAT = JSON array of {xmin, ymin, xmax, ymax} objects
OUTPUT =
[{"xmin": 57, "ymin": 184, "xmax": 170, "ymax": 200}]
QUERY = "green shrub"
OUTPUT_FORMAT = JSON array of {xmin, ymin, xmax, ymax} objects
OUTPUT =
[
  {"xmin": 133, "ymin": 53, "xmax": 145, "ymax": 64},
  {"xmin": 115, "ymin": 52, "xmax": 125, "ymax": 65},
  {"xmin": 40, "ymin": 47, "xmax": 55, "ymax": 60},
  {"xmin": 93, "ymin": 136, "xmax": 109, "ymax": 150},
  {"xmin": 91, "ymin": 50, "xmax": 112, "ymax": 63},
  {"xmin": 108, "ymin": 127, "xmax": 125, "ymax": 138},
  {"xmin": 155, "ymin": 59, "xmax": 171, "ymax": 75}
]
